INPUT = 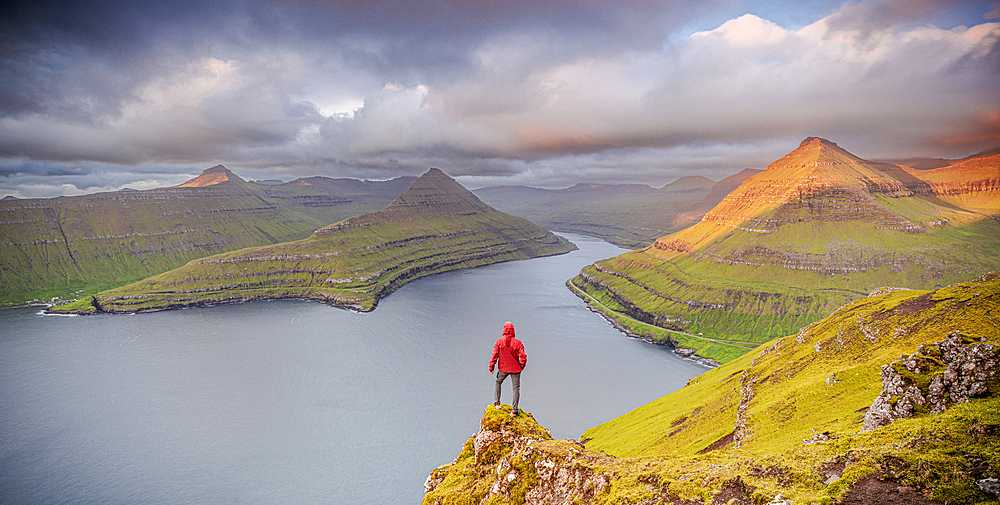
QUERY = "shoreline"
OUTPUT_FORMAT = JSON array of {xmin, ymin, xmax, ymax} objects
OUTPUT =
[
  {"xmin": 566, "ymin": 279, "xmax": 720, "ymax": 368},
  {"xmin": 45, "ymin": 244, "xmax": 577, "ymax": 317}
]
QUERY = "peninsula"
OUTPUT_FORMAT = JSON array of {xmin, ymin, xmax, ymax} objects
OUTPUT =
[{"xmin": 54, "ymin": 169, "xmax": 575, "ymax": 314}]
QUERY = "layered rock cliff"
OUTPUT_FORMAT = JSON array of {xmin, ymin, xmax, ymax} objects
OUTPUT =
[
  {"xmin": 571, "ymin": 138, "xmax": 1000, "ymax": 363},
  {"xmin": 60, "ymin": 168, "xmax": 575, "ymax": 314}
]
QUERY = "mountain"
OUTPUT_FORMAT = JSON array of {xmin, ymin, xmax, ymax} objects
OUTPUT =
[
  {"xmin": 54, "ymin": 168, "xmax": 575, "ymax": 314},
  {"xmin": 570, "ymin": 138, "xmax": 1000, "ymax": 363},
  {"xmin": 0, "ymin": 166, "xmax": 415, "ymax": 305},
  {"xmin": 173, "ymin": 164, "xmax": 244, "ymax": 187},
  {"xmin": 474, "ymin": 169, "xmax": 760, "ymax": 248},
  {"xmin": 424, "ymin": 273, "xmax": 1000, "ymax": 504}
]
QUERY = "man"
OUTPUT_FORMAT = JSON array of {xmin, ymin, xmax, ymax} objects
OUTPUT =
[{"xmin": 489, "ymin": 321, "xmax": 527, "ymax": 417}]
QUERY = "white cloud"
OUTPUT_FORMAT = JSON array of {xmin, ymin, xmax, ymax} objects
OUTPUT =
[{"xmin": 692, "ymin": 14, "xmax": 788, "ymax": 46}]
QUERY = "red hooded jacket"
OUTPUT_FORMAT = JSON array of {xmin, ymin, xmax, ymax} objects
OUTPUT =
[{"xmin": 489, "ymin": 321, "xmax": 527, "ymax": 374}]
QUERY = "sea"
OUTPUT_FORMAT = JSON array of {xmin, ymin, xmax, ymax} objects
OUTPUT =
[{"xmin": 0, "ymin": 234, "xmax": 707, "ymax": 504}]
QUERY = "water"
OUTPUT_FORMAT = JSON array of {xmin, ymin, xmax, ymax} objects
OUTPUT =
[{"xmin": 0, "ymin": 234, "xmax": 707, "ymax": 504}]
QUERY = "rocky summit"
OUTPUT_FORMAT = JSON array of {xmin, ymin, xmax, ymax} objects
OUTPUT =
[
  {"xmin": 173, "ymin": 164, "xmax": 241, "ymax": 187},
  {"xmin": 56, "ymin": 168, "xmax": 575, "ymax": 314},
  {"xmin": 570, "ymin": 138, "xmax": 1000, "ymax": 363}
]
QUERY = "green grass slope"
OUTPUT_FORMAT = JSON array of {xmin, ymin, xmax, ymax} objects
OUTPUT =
[
  {"xmin": 57, "ymin": 169, "xmax": 575, "ymax": 314},
  {"xmin": 425, "ymin": 273, "xmax": 1000, "ymax": 504},
  {"xmin": 474, "ymin": 169, "xmax": 760, "ymax": 249},
  {"xmin": 570, "ymin": 139, "xmax": 1000, "ymax": 363},
  {"xmin": 0, "ymin": 166, "xmax": 414, "ymax": 306}
]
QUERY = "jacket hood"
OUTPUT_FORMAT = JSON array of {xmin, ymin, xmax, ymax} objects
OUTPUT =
[{"xmin": 502, "ymin": 321, "xmax": 515, "ymax": 339}]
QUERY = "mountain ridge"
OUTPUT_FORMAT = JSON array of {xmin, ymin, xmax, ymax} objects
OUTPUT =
[{"xmin": 0, "ymin": 169, "xmax": 416, "ymax": 305}]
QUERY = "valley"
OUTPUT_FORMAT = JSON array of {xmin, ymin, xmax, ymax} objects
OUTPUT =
[{"xmin": 475, "ymin": 169, "xmax": 759, "ymax": 249}]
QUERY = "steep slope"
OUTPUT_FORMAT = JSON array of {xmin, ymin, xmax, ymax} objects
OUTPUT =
[
  {"xmin": 570, "ymin": 138, "xmax": 1000, "ymax": 363},
  {"xmin": 0, "ymin": 167, "xmax": 414, "ymax": 305},
  {"xmin": 425, "ymin": 273, "xmax": 1000, "ymax": 505},
  {"xmin": 474, "ymin": 169, "xmax": 760, "ymax": 248},
  {"xmin": 58, "ymin": 169, "xmax": 575, "ymax": 313}
]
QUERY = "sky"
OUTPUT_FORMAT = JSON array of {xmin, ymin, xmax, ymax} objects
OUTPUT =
[{"xmin": 1, "ymin": 0, "xmax": 998, "ymax": 198}]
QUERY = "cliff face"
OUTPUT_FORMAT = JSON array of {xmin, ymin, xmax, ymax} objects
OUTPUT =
[
  {"xmin": 0, "ymin": 166, "xmax": 415, "ymax": 305},
  {"xmin": 571, "ymin": 138, "xmax": 1000, "ymax": 363},
  {"xmin": 427, "ymin": 274, "xmax": 1000, "ymax": 505},
  {"xmin": 64, "ymin": 168, "xmax": 575, "ymax": 314}
]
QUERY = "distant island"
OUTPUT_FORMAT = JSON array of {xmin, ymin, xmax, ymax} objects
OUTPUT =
[{"xmin": 52, "ymin": 169, "xmax": 575, "ymax": 314}]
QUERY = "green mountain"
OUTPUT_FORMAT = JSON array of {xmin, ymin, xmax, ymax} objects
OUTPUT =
[
  {"xmin": 474, "ymin": 169, "xmax": 760, "ymax": 248},
  {"xmin": 55, "ymin": 168, "xmax": 575, "ymax": 314},
  {"xmin": 0, "ymin": 165, "xmax": 414, "ymax": 305},
  {"xmin": 569, "ymin": 138, "xmax": 1000, "ymax": 363},
  {"xmin": 423, "ymin": 273, "xmax": 1000, "ymax": 504}
]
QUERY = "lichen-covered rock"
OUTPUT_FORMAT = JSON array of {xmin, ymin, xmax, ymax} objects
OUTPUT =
[
  {"xmin": 863, "ymin": 333, "xmax": 999, "ymax": 431},
  {"xmin": 978, "ymin": 478, "xmax": 1000, "ymax": 497}
]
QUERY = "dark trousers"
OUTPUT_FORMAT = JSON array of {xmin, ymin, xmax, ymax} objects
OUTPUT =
[{"xmin": 495, "ymin": 371, "xmax": 521, "ymax": 411}]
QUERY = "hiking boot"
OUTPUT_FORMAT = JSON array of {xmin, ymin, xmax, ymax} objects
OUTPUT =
[
  {"xmin": 494, "ymin": 402, "xmax": 501, "ymax": 410},
  {"xmin": 511, "ymin": 409, "xmax": 519, "ymax": 417}
]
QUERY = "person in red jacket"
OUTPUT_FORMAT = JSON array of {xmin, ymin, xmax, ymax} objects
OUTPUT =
[{"xmin": 489, "ymin": 321, "xmax": 527, "ymax": 416}]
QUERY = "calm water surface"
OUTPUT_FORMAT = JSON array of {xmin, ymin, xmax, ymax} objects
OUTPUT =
[{"xmin": 0, "ymin": 234, "xmax": 707, "ymax": 504}]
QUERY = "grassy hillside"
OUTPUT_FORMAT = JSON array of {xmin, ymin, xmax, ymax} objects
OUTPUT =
[
  {"xmin": 424, "ymin": 273, "xmax": 1000, "ymax": 505},
  {"xmin": 0, "ymin": 165, "xmax": 414, "ymax": 305},
  {"xmin": 53, "ymin": 169, "xmax": 575, "ymax": 314},
  {"xmin": 570, "ymin": 139, "xmax": 1000, "ymax": 363},
  {"xmin": 474, "ymin": 169, "xmax": 760, "ymax": 248}
]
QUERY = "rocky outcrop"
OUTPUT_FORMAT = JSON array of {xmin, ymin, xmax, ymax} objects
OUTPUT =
[
  {"xmin": 423, "ymin": 406, "xmax": 613, "ymax": 505},
  {"xmin": 863, "ymin": 333, "xmax": 999, "ymax": 431}
]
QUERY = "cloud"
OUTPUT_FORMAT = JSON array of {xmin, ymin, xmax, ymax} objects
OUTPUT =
[
  {"xmin": 406, "ymin": 5, "xmax": 1000, "ymax": 162},
  {"xmin": 0, "ymin": 55, "xmax": 323, "ymax": 164},
  {"xmin": 0, "ymin": 0, "xmax": 998, "ymax": 196}
]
